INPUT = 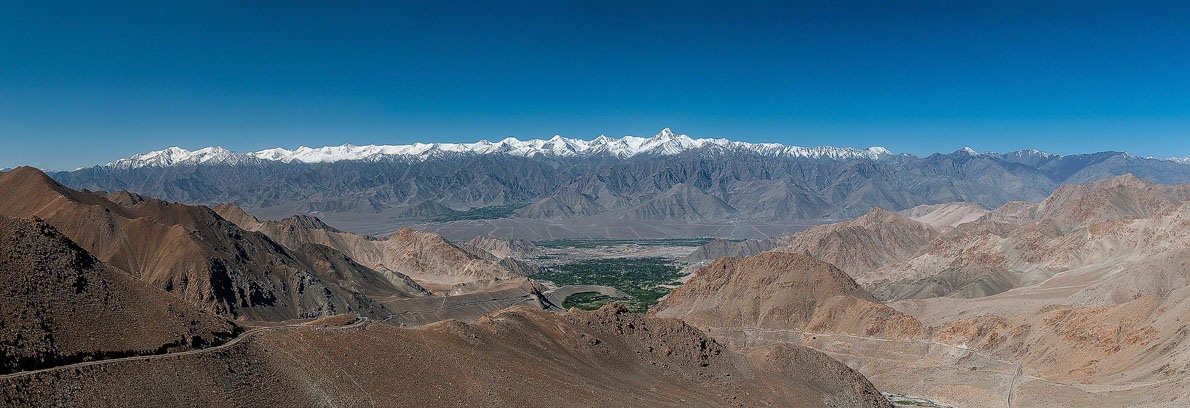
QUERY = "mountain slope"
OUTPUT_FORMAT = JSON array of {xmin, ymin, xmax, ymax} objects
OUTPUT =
[
  {"xmin": 897, "ymin": 201, "xmax": 989, "ymax": 228},
  {"xmin": 460, "ymin": 236, "xmax": 544, "ymax": 259},
  {"xmin": 651, "ymin": 252, "xmax": 929, "ymax": 339},
  {"xmin": 865, "ymin": 174, "xmax": 1190, "ymax": 287},
  {"xmin": 373, "ymin": 228, "xmax": 524, "ymax": 293},
  {"xmin": 682, "ymin": 237, "xmax": 787, "ymax": 263},
  {"xmin": 0, "ymin": 167, "xmax": 416, "ymax": 320},
  {"xmin": 214, "ymin": 204, "xmax": 522, "ymax": 294},
  {"xmin": 0, "ymin": 215, "xmax": 239, "ymax": 374},
  {"xmin": 1, "ymin": 304, "xmax": 892, "ymax": 407},
  {"xmin": 771, "ymin": 208, "xmax": 940, "ymax": 277}
]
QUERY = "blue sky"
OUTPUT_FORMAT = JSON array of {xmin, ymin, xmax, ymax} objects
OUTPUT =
[{"xmin": 2, "ymin": 0, "xmax": 1188, "ymax": 169}]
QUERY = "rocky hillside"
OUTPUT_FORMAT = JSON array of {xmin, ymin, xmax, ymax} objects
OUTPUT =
[
  {"xmin": 459, "ymin": 236, "xmax": 544, "ymax": 259},
  {"xmin": 0, "ymin": 215, "xmax": 239, "ymax": 374},
  {"xmin": 0, "ymin": 167, "xmax": 422, "ymax": 320},
  {"xmin": 651, "ymin": 252, "xmax": 929, "ymax": 339},
  {"xmin": 374, "ymin": 228, "xmax": 524, "ymax": 293},
  {"xmin": 865, "ymin": 174, "xmax": 1190, "ymax": 288},
  {"xmin": 771, "ymin": 208, "xmax": 940, "ymax": 278},
  {"xmin": 0, "ymin": 304, "xmax": 892, "ymax": 407},
  {"xmin": 681, "ymin": 237, "xmax": 786, "ymax": 263},
  {"xmin": 214, "ymin": 203, "xmax": 524, "ymax": 294},
  {"xmin": 897, "ymin": 201, "xmax": 989, "ymax": 228}
]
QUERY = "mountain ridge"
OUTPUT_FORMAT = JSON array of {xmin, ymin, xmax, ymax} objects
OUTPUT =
[
  {"xmin": 51, "ymin": 138, "xmax": 1190, "ymax": 239},
  {"xmin": 100, "ymin": 128, "xmax": 894, "ymax": 168}
]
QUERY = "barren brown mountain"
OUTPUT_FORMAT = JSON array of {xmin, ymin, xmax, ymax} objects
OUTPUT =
[
  {"xmin": 771, "ymin": 208, "xmax": 940, "ymax": 277},
  {"xmin": 682, "ymin": 236, "xmax": 787, "ymax": 263},
  {"xmin": 0, "ymin": 215, "xmax": 238, "ymax": 374},
  {"xmin": 679, "ymin": 175, "xmax": 1190, "ymax": 407},
  {"xmin": 864, "ymin": 174, "xmax": 1190, "ymax": 287},
  {"xmin": 980, "ymin": 173, "xmax": 1187, "ymax": 230},
  {"xmin": 651, "ymin": 252, "xmax": 929, "ymax": 339},
  {"xmin": 375, "ymin": 228, "xmax": 523, "ymax": 293},
  {"xmin": 0, "ymin": 167, "xmax": 421, "ymax": 320},
  {"xmin": 0, "ymin": 304, "xmax": 892, "ymax": 408},
  {"xmin": 897, "ymin": 201, "xmax": 989, "ymax": 228},
  {"xmin": 215, "ymin": 203, "xmax": 525, "ymax": 294},
  {"xmin": 459, "ymin": 235, "xmax": 544, "ymax": 259}
]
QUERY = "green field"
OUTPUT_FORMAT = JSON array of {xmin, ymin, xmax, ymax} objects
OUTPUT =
[
  {"xmin": 430, "ymin": 203, "xmax": 526, "ymax": 222},
  {"xmin": 533, "ymin": 257, "xmax": 684, "ymax": 313},
  {"xmin": 534, "ymin": 238, "xmax": 715, "ymax": 249},
  {"xmin": 561, "ymin": 291, "xmax": 621, "ymax": 310}
]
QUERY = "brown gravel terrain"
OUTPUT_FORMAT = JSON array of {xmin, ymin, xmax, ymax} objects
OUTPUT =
[
  {"xmin": 0, "ymin": 304, "xmax": 891, "ymax": 407},
  {"xmin": 0, "ymin": 215, "xmax": 239, "ymax": 374}
]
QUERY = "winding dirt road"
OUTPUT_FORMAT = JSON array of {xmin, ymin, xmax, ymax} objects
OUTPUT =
[{"xmin": 0, "ymin": 316, "xmax": 370, "ymax": 380}]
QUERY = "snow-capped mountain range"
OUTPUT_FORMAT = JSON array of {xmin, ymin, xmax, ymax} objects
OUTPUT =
[{"xmin": 103, "ymin": 128, "xmax": 894, "ymax": 169}]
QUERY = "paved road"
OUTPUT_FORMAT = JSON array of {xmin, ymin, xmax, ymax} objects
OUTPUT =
[{"xmin": 0, "ymin": 316, "xmax": 370, "ymax": 380}]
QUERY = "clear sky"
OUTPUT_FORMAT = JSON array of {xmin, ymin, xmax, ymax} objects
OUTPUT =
[{"xmin": 2, "ymin": 0, "xmax": 1188, "ymax": 169}]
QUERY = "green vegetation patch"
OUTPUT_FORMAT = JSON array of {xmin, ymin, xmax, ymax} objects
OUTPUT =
[
  {"xmin": 534, "ymin": 238, "xmax": 715, "ymax": 249},
  {"xmin": 430, "ymin": 203, "xmax": 526, "ymax": 222},
  {"xmin": 532, "ymin": 257, "xmax": 684, "ymax": 313},
  {"xmin": 561, "ymin": 291, "xmax": 621, "ymax": 310}
]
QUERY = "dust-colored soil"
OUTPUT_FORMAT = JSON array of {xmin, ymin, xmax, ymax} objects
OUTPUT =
[{"xmin": 0, "ymin": 304, "xmax": 891, "ymax": 407}]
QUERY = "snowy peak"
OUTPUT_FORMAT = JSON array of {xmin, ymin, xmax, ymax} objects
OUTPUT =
[
  {"xmin": 1155, "ymin": 156, "xmax": 1190, "ymax": 164},
  {"xmin": 1007, "ymin": 148, "xmax": 1059, "ymax": 159},
  {"xmin": 101, "ymin": 129, "xmax": 895, "ymax": 168},
  {"xmin": 105, "ymin": 146, "xmax": 252, "ymax": 169}
]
